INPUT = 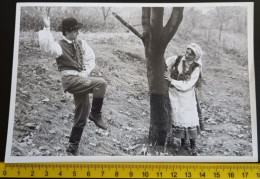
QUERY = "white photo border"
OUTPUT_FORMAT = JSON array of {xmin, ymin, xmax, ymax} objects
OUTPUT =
[{"xmin": 5, "ymin": 2, "xmax": 257, "ymax": 163}]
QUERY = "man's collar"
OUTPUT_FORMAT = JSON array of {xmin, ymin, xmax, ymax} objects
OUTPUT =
[{"xmin": 63, "ymin": 37, "xmax": 73, "ymax": 44}]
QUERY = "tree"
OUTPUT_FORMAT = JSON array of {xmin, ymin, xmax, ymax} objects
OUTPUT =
[
  {"xmin": 181, "ymin": 7, "xmax": 202, "ymax": 35},
  {"xmin": 113, "ymin": 7, "xmax": 184, "ymax": 145},
  {"xmin": 231, "ymin": 7, "xmax": 247, "ymax": 33},
  {"xmin": 102, "ymin": 7, "xmax": 111, "ymax": 22},
  {"xmin": 212, "ymin": 7, "xmax": 234, "ymax": 42}
]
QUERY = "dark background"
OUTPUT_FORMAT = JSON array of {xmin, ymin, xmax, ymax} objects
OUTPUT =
[{"xmin": 1, "ymin": 0, "xmax": 259, "ymax": 162}]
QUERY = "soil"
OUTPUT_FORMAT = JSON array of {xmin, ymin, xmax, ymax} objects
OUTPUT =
[{"xmin": 10, "ymin": 31, "xmax": 253, "ymax": 157}]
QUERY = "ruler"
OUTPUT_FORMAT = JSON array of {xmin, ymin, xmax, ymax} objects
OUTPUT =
[{"xmin": 0, "ymin": 162, "xmax": 260, "ymax": 178}]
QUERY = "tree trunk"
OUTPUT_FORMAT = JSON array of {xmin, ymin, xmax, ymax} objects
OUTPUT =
[
  {"xmin": 144, "ymin": 39, "xmax": 171, "ymax": 146},
  {"xmin": 219, "ymin": 24, "xmax": 222, "ymax": 42},
  {"xmin": 142, "ymin": 8, "xmax": 171, "ymax": 146},
  {"xmin": 146, "ymin": 49, "xmax": 171, "ymax": 146}
]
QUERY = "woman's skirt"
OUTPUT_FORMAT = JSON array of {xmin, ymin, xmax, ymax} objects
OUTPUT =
[{"xmin": 172, "ymin": 124, "xmax": 201, "ymax": 139}]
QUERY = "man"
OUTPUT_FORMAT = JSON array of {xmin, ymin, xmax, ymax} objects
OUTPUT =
[{"xmin": 39, "ymin": 16, "xmax": 107, "ymax": 155}]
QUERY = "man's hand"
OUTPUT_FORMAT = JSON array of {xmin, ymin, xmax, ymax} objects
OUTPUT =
[
  {"xmin": 43, "ymin": 16, "xmax": 50, "ymax": 28},
  {"xmin": 164, "ymin": 71, "xmax": 172, "ymax": 83}
]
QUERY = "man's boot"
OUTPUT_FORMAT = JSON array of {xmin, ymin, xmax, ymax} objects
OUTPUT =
[
  {"xmin": 66, "ymin": 127, "xmax": 84, "ymax": 156},
  {"xmin": 89, "ymin": 98, "xmax": 107, "ymax": 130}
]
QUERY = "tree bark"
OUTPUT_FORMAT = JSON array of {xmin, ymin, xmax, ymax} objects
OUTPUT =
[
  {"xmin": 142, "ymin": 7, "xmax": 151, "ymax": 43},
  {"xmin": 163, "ymin": 7, "xmax": 184, "ymax": 47},
  {"xmin": 145, "ymin": 47, "xmax": 171, "ymax": 145}
]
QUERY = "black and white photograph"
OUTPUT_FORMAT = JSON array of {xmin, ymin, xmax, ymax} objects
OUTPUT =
[{"xmin": 5, "ymin": 2, "xmax": 257, "ymax": 163}]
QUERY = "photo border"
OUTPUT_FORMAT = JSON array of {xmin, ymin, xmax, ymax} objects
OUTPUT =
[{"xmin": 5, "ymin": 2, "xmax": 257, "ymax": 163}]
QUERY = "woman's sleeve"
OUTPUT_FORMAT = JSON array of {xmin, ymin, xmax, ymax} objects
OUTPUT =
[
  {"xmin": 170, "ymin": 67, "xmax": 200, "ymax": 91},
  {"xmin": 38, "ymin": 27, "xmax": 62, "ymax": 58}
]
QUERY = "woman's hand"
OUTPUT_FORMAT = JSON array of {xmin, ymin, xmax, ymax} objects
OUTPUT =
[{"xmin": 164, "ymin": 71, "xmax": 172, "ymax": 83}]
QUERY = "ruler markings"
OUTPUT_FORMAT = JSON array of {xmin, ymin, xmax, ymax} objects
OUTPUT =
[{"xmin": 1, "ymin": 163, "xmax": 260, "ymax": 178}]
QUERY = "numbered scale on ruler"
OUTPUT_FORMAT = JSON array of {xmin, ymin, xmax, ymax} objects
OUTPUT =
[{"xmin": 1, "ymin": 163, "xmax": 260, "ymax": 178}]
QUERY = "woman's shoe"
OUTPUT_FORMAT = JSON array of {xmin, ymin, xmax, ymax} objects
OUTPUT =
[
  {"xmin": 190, "ymin": 147, "xmax": 198, "ymax": 156},
  {"xmin": 181, "ymin": 139, "xmax": 189, "ymax": 149},
  {"xmin": 190, "ymin": 139, "xmax": 198, "ymax": 156}
]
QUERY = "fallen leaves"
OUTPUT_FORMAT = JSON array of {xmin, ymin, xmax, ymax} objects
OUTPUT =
[
  {"xmin": 89, "ymin": 142, "xmax": 97, "ymax": 147},
  {"xmin": 49, "ymin": 129, "xmax": 56, "ymax": 134},
  {"xmin": 41, "ymin": 98, "xmax": 50, "ymax": 103},
  {"xmin": 25, "ymin": 123, "xmax": 38, "ymax": 129},
  {"xmin": 122, "ymin": 126, "xmax": 134, "ymax": 131},
  {"xmin": 53, "ymin": 146, "xmax": 62, "ymax": 151},
  {"xmin": 95, "ymin": 129, "xmax": 109, "ymax": 136}
]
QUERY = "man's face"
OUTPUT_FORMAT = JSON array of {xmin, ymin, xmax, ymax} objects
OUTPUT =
[
  {"xmin": 65, "ymin": 29, "xmax": 79, "ymax": 41},
  {"xmin": 185, "ymin": 48, "xmax": 195, "ymax": 62}
]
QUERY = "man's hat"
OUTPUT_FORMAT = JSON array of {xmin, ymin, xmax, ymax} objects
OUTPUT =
[{"xmin": 58, "ymin": 17, "xmax": 83, "ymax": 31}]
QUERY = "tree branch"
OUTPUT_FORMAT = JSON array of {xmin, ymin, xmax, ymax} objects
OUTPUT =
[
  {"xmin": 163, "ymin": 7, "xmax": 184, "ymax": 46},
  {"xmin": 106, "ymin": 7, "xmax": 111, "ymax": 18},
  {"xmin": 102, "ymin": 7, "xmax": 111, "ymax": 21},
  {"xmin": 102, "ymin": 7, "xmax": 106, "ymax": 20},
  {"xmin": 112, "ymin": 12, "xmax": 143, "ymax": 40},
  {"xmin": 47, "ymin": 7, "xmax": 50, "ymax": 17},
  {"xmin": 150, "ymin": 7, "xmax": 164, "ymax": 37},
  {"xmin": 142, "ymin": 7, "xmax": 151, "ymax": 40}
]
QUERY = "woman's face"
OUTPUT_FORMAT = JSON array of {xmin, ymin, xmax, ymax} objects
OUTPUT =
[{"xmin": 185, "ymin": 48, "xmax": 195, "ymax": 62}]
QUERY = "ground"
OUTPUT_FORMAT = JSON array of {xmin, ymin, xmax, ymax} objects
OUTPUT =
[{"xmin": 10, "ymin": 31, "xmax": 253, "ymax": 157}]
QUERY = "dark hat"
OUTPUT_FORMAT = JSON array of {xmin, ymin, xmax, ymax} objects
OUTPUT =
[{"xmin": 58, "ymin": 17, "xmax": 83, "ymax": 31}]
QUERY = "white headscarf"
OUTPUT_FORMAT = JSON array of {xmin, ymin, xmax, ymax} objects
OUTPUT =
[
  {"xmin": 186, "ymin": 43, "xmax": 203, "ymax": 69},
  {"xmin": 186, "ymin": 43, "xmax": 203, "ymax": 79},
  {"xmin": 165, "ymin": 43, "xmax": 203, "ymax": 75}
]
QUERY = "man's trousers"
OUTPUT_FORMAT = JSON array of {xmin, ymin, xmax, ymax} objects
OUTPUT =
[{"xmin": 61, "ymin": 75, "xmax": 107, "ymax": 128}]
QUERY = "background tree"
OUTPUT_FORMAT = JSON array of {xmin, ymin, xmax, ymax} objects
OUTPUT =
[
  {"xmin": 211, "ymin": 7, "xmax": 234, "ymax": 42},
  {"xmin": 102, "ymin": 7, "xmax": 112, "ymax": 22},
  {"xmin": 180, "ymin": 7, "xmax": 202, "ymax": 36},
  {"xmin": 113, "ymin": 7, "xmax": 184, "ymax": 145},
  {"xmin": 230, "ymin": 6, "xmax": 247, "ymax": 33}
]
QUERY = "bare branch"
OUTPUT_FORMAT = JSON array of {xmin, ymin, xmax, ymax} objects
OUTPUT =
[
  {"xmin": 106, "ymin": 7, "xmax": 111, "ymax": 18},
  {"xmin": 102, "ymin": 7, "xmax": 111, "ymax": 21},
  {"xmin": 47, "ymin": 7, "xmax": 51, "ymax": 17},
  {"xmin": 163, "ymin": 7, "xmax": 184, "ymax": 46},
  {"xmin": 102, "ymin": 7, "xmax": 105, "ymax": 20},
  {"xmin": 112, "ymin": 12, "xmax": 143, "ymax": 40},
  {"xmin": 39, "ymin": 6, "xmax": 51, "ymax": 21},
  {"xmin": 102, "ymin": 7, "xmax": 107, "ymax": 21}
]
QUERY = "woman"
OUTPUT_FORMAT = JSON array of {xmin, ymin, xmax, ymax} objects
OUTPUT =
[{"xmin": 164, "ymin": 43, "xmax": 203, "ymax": 155}]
